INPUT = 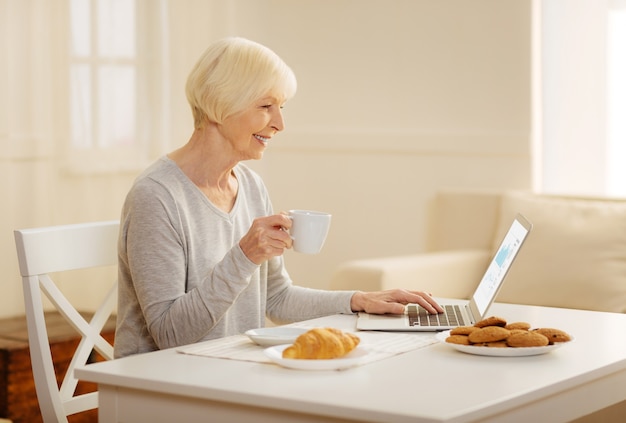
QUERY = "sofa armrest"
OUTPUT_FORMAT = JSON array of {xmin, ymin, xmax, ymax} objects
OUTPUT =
[{"xmin": 330, "ymin": 249, "xmax": 491, "ymax": 299}]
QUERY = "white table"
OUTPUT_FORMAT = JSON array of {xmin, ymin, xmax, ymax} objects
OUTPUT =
[{"xmin": 76, "ymin": 301, "xmax": 626, "ymax": 423}]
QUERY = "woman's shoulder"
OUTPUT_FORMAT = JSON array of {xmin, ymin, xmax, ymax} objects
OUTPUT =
[
  {"xmin": 135, "ymin": 156, "xmax": 178, "ymax": 180},
  {"xmin": 126, "ymin": 157, "xmax": 183, "ymax": 199}
]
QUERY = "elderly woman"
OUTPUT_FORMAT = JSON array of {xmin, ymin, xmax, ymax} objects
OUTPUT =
[{"xmin": 114, "ymin": 37, "xmax": 442, "ymax": 358}]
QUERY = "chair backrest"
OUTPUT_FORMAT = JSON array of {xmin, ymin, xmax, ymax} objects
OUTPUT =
[{"xmin": 14, "ymin": 220, "xmax": 119, "ymax": 423}]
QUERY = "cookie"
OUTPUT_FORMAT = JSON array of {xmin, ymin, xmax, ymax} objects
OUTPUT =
[
  {"xmin": 474, "ymin": 316, "xmax": 507, "ymax": 328},
  {"xmin": 507, "ymin": 331, "xmax": 549, "ymax": 347},
  {"xmin": 446, "ymin": 335, "xmax": 471, "ymax": 345},
  {"xmin": 532, "ymin": 328, "xmax": 572, "ymax": 344},
  {"xmin": 505, "ymin": 322, "xmax": 531, "ymax": 331},
  {"xmin": 468, "ymin": 326, "xmax": 510, "ymax": 343},
  {"xmin": 480, "ymin": 341, "xmax": 509, "ymax": 348},
  {"xmin": 450, "ymin": 326, "xmax": 479, "ymax": 336}
]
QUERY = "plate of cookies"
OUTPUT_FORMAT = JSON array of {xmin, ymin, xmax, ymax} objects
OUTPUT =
[{"xmin": 436, "ymin": 316, "xmax": 573, "ymax": 357}]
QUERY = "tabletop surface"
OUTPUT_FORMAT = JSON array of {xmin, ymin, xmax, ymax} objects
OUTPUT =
[{"xmin": 77, "ymin": 301, "xmax": 626, "ymax": 423}]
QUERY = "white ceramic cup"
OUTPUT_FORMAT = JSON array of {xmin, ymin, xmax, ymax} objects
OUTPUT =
[{"xmin": 288, "ymin": 210, "xmax": 332, "ymax": 254}]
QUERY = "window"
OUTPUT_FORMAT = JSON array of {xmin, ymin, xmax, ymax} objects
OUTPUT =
[
  {"xmin": 68, "ymin": 0, "xmax": 167, "ymax": 172},
  {"xmin": 539, "ymin": 0, "xmax": 626, "ymax": 197},
  {"xmin": 607, "ymin": 1, "xmax": 626, "ymax": 196}
]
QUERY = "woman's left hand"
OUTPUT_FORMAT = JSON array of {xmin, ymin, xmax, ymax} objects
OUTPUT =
[{"xmin": 350, "ymin": 289, "xmax": 444, "ymax": 315}]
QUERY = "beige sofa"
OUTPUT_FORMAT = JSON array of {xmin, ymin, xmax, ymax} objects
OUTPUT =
[{"xmin": 331, "ymin": 189, "xmax": 626, "ymax": 314}]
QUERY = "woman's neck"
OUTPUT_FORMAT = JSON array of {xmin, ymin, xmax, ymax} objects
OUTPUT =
[{"xmin": 168, "ymin": 127, "xmax": 239, "ymax": 212}]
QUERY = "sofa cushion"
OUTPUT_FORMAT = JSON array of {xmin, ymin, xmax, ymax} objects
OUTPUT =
[{"xmin": 492, "ymin": 191, "xmax": 626, "ymax": 313}]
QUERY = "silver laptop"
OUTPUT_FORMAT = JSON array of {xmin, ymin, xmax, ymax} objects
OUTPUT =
[{"xmin": 356, "ymin": 213, "xmax": 532, "ymax": 331}]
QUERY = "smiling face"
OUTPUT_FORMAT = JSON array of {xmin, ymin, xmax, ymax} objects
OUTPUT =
[{"xmin": 217, "ymin": 94, "xmax": 286, "ymax": 161}]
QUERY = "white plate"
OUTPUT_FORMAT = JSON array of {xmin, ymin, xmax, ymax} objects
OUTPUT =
[
  {"xmin": 245, "ymin": 327, "xmax": 309, "ymax": 347},
  {"xmin": 264, "ymin": 344, "xmax": 368, "ymax": 370},
  {"xmin": 435, "ymin": 330, "xmax": 571, "ymax": 357}
]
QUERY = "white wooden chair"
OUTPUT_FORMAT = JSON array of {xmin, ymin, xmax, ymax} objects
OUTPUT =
[{"xmin": 14, "ymin": 221, "xmax": 119, "ymax": 423}]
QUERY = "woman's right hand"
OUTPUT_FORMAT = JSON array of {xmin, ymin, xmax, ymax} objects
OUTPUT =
[{"xmin": 239, "ymin": 214, "xmax": 293, "ymax": 264}]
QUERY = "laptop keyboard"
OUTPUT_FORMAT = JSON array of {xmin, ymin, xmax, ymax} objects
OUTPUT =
[{"xmin": 407, "ymin": 304, "xmax": 466, "ymax": 327}]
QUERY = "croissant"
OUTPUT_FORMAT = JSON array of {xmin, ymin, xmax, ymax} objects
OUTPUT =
[{"xmin": 282, "ymin": 327, "xmax": 360, "ymax": 359}]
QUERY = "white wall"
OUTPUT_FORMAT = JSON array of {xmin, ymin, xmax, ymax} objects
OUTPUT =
[
  {"xmin": 237, "ymin": 0, "xmax": 533, "ymax": 290},
  {"xmin": 0, "ymin": 0, "xmax": 533, "ymax": 318}
]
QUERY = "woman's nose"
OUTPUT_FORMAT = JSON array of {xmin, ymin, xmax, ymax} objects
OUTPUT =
[{"xmin": 271, "ymin": 108, "xmax": 285, "ymax": 132}]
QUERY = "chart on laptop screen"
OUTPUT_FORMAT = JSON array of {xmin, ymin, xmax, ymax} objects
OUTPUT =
[{"xmin": 473, "ymin": 219, "xmax": 528, "ymax": 314}]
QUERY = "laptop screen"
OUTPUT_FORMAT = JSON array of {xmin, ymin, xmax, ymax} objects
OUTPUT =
[{"xmin": 471, "ymin": 215, "xmax": 532, "ymax": 316}]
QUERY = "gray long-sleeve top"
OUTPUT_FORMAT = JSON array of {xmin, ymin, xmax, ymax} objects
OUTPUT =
[{"xmin": 114, "ymin": 157, "xmax": 355, "ymax": 358}]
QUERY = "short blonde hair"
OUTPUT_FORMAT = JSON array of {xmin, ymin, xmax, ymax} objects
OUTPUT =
[{"xmin": 186, "ymin": 37, "xmax": 297, "ymax": 128}]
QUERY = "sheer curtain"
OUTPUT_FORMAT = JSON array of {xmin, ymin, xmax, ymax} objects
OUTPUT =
[
  {"xmin": 0, "ymin": 0, "xmax": 172, "ymax": 317},
  {"xmin": 1, "ymin": 0, "xmax": 67, "ymax": 317},
  {"xmin": 1, "ymin": 0, "xmax": 63, "ymax": 234},
  {"xmin": 0, "ymin": 0, "xmax": 59, "ymax": 161},
  {"xmin": 539, "ymin": 0, "xmax": 626, "ymax": 197}
]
